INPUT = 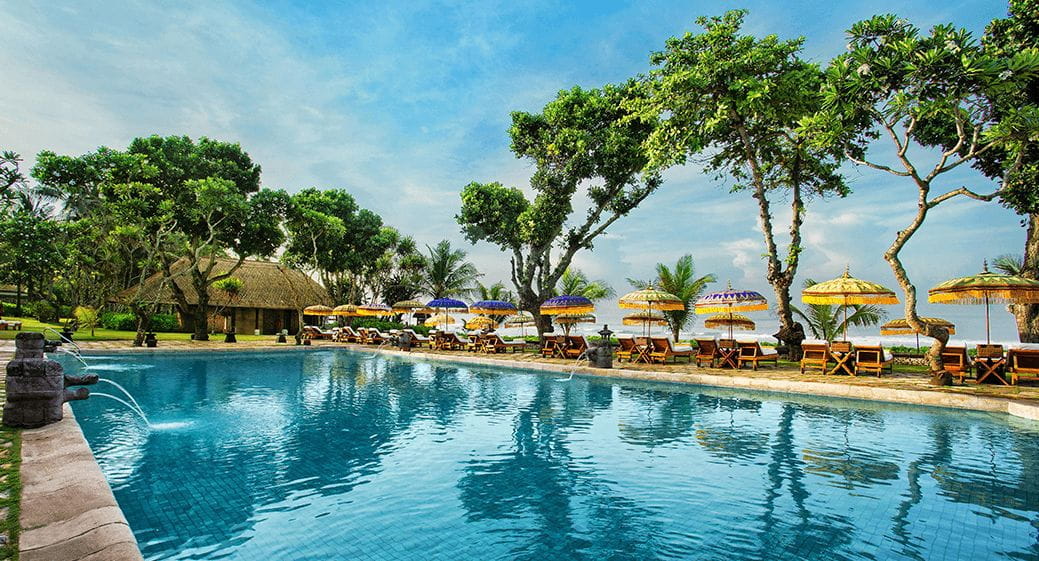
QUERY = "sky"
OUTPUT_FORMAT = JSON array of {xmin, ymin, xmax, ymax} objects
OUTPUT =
[{"xmin": 0, "ymin": 0, "xmax": 1022, "ymax": 344}]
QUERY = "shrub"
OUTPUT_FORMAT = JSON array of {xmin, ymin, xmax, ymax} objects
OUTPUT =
[
  {"xmin": 29, "ymin": 301, "xmax": 58, "ymax": 323},
  {"xmin": 100, "ymin": 312, "xmax": 136, "ymax": 331},
  {"xmin": 74, "ymin": 306, "xmax": 99, "ymax": 336},
  {"xmin": 150, "ymin": 313, "xmax": 179, "ymax": 332}
]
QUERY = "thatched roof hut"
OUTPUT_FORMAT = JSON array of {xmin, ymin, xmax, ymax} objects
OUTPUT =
[{"xmin": 113, "ymin": 258, "xmax": 331, "ymax": 334}]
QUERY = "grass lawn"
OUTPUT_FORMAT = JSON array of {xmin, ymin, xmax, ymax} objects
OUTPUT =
[{"xmin": 0, "ymin": 316, "xmax": 270, "ymax": 343}]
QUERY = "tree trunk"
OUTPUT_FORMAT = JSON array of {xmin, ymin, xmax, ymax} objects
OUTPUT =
[
  {"xmin": 1011, "ymin": 213, "xmax": 1039, "ymax": 343},
  {"xmin": 15, "ymin": 283, "xmax": 21, "ymax": 316},
  {"xmin": 190, "ymin": 270, "xmax": 211, "ymax": 341}
]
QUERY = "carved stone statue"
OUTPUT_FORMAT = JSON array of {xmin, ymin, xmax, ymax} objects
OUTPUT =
[{"xmin": 4, "ymin": 332, "xmax": 97, "ymax": 428}]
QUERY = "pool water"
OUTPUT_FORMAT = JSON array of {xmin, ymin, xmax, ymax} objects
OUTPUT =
[{"xmin": 69, "ymin": 350, "xmax": 1039, "ymax": 561}]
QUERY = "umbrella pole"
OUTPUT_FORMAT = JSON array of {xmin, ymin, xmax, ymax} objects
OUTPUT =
[
  {"xmin": 985, "ymin": 292, "xmax": 991, "ymax": 345},
  {"xmin": 843, "ymin": 297, "xmax": 849, "ymax": 341}
]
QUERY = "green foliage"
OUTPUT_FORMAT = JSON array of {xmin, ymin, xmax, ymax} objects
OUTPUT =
[
  {"xmin": 422, "ymin": 240, "xmax": 481, "ymax": 299},
  {"xmin": 100, "ymin": 312, "xmax": 179, "ymax": 332},
  {"xmin": 213, "ymin": 277, "xmax": 244, "ymax": 296},
  {"xmin": 556, "ymin": 269, "xmax": 614, "ymax": 301},
  {"xmin": 0, "ymin": 212, "xmax": 65, "ymax": 300},
  {"xmin": 458, "ymin": 82, "xmax": 661, "ymax": 334},
  {"xmin": 628, "ymin": 255, "xmax": 716, "ymax": 341},
  {"xmin": 73, "ymin": 305, "xmax": 99, "ymax": 335},
  {"xmin": 28, "ymin": 301, "xmax": 57, "ymax": 323}
]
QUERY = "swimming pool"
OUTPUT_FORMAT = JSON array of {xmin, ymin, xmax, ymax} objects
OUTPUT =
[{"xmin": 69, "ymin": 349, "xmax": 1039, "ymax": 560}]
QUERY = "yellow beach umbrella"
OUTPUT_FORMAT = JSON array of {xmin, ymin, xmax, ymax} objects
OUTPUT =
[
  {"xmin": 425, "ymin": 313, "xmax": 457, "ymax": 327},
  {"xmin": 332, "ymin": 304, "xmax": 358, "ymax": 317},
  {"xmin": 621, "ymin": 310, "xmax": 668, "ymax": 337},
  {"xmin": 929, "ymin": 261, "xmax": 1039, "ymax": 344},
  {"xmin": 704, "ymin": 313, "xmax": 756, "ymax": 332},
  {"xmin": 465, "ymin": 316, "xmax": 497, "ymax": 330},
  {"xmin": 802, "ymin": 267, "xmax": 898, "ymax": 340},
  {"xmin": 303, "ymin": 305, "xmax": 334, "ymax": 316},
  {"xmin": 880, "ymin": 317, "xmax": 956, "ymax": 351},
  {"xmin": 618, "ymin": 287, "xmax": 683, "ymax": 337},
  {"xmin": 553, "ymin": 313, "xmax": 596, "ymax": 337}
]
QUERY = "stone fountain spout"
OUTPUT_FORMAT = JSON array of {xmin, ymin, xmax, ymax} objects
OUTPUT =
[{"xmin": 3, "ymin": 332, "xmax": 98, "ymax": 428}]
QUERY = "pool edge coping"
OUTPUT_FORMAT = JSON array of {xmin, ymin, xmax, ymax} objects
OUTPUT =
[{"xmin": 18, "ymin": 404, "xmax": 143, "ymax": 561}]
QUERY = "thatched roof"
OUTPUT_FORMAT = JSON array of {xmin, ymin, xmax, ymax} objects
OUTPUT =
[{"xmin": 113, "ymin": 258, "xmax": 332, "ymax": 310}]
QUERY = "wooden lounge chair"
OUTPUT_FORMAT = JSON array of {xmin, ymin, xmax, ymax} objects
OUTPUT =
[
  {"xmin": 301, "ymin": 326, "xmax": 323, "ymax": 340},
  {"xmin": 365, "ymin": 329, "xmax": 388, "ymax": 345},
  {"xmin": 482, "ymin": 334, "xmax": 525, "ymax": 353},
  {"xmin": 440, "ymin": 332, "xmax": 466, "ymax": 350},
  {"xmin": 694, "ymin": 338, "xmax": 719, "ymax": 368},
  {"xmin": 465, "ymin": 334, "xmax": 483, "ymax": 352},
  {"xmin": 854, "ymin": 345, "xmax": 893, "ymax": 376},
  {"xmin": 737, "ymin": 341, "xmax": 778, "ymax": 370},
  {"xmin": 1009, "ymin": 344, "xmax": 1039, "ymax": 385},
  {"xmin": 541, "ymin": 335, "xmax": 565, "ymax": 358},
  {"xmin": 800, "ymin": 340, "xmax": 829, "ymax": 374},
  {"xmin": 615, "ymin": 336, "xmax": 637, "ymax": 362},
  {"xmin": 649, "ymin": 337, "xmax": 693, "ymax": 363},
  {"xmin": 403, "ymin": 329, "xmax": 430, "ymax": 346},
  {"xmin": 565, "ymin": 336, "xmax": 589, "ymax": 359},
  {"xmin": 940, "ymin": 346, "xmax": 972, "ymax": 383}
]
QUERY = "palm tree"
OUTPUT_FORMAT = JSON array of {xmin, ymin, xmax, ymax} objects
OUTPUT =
[
  {"xmin": 422, "ymin": 240, "xmax": 482, "ymax": 299},
  {"xmin": 556, "ymin": 268, "xmax": 614, "ymax": 301},
  {"xmin": 791, "ymin": 278, "xmax": 887, "ymax": 341},
  {"xmin": 628, "ymin": 255, "xmax": 715, "ymax": 342},
  {"xmin": 992, "ymin": 254, "xmax": 1023, "ymax": 275}
]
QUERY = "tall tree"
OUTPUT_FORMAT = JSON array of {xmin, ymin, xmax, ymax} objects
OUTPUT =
[
  {"xmin": 458, "ymin": 83, "xmax": 660, "ymax": 337},
  {"xmin": 0, "ymin": 150, "xmax": 27, "ymax": 210},
  {"xmin": 0, "ymin": 211, "xmax": 65, "ymax": 312},
  {"xmin": 628, "ymin": 255, "xmax": 716, "ymax": 342},
  {"xmin": 639, "ymin": 10, "xmax": 847, "ymax": 359},
  {"xmin": 973, "ymin": 1, "xmax": 1039, "ymax": 342},
  {"xmin": 422, "ymin": 240, "xmax": 481, "ymax": 299},
  {"xmin": 792, "ymin": 278, "xmax": 886, "ymax": 341},
  {"xmin": 803, "ymin": 15, "xmax": 1039, "ymax": 378},
  {"xmin": 283, "ymin": 188, "xmax": 386, "ymax": 304}
]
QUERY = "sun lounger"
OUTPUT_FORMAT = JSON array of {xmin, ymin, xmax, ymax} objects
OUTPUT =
[
  {"xmin": 800, "ymin": 340, "xmax": 829, "ymax": 374},
  {"xmin": 615, "ymin": 336, "xmax": 637, "ymax": 362},
  {"xmin": 565, "ymin": 336, "xmax": 589, "ymax": 359},
  {"xmin": 940, "ymin": 346, "xmax": 972, "ymax": 383},
  {"xmin": 854, "ymin": 345, "xmax": 893, "ymax": 376},
  {"xmin": 737, "ymin": 341, "xmax": 778, "ymax": 370},
  {"xmin": 482, "ymin": 334, "xmax": 525, "ymax": 353},
  {"xmin": 1009, "ymin": 344, "xmax": 1039, "ymax": 385},
  {"xmin": 694, "ymin": 338, "xmax": 719, "ymax": 368},
  {"xmin": 403, "ymin": 329, "xmax": 430, "ymax": 346},
  {"xmin": 649, "ymin": 337, "xmax": 693, "ymax": 363},
  {"xmin": 439, "ymin": 332, "xmax": 466, "ymax": 350},
  {"xmin": 465, "ymin": 334, "xmax": 483, "ymax": 352},
  {"xmin": 365, "ymin": 329, "xmax": 389, "ymax": 345}
]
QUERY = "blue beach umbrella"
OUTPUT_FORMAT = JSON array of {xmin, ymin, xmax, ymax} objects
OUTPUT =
[
  {"xmin": 539, "ymin": 295, "xmax": 595, "ymax": 316},
  {"xmin": 470, "ymin": 300, "xmax": 517, "ymax": 315},
  {"xmin": 426, "ymin": 298, "xmax": 469, "ymax": 330}
]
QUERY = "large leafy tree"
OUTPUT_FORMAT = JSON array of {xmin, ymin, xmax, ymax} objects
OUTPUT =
[
  {"xmin": 971, "ymin": 1, "xmax": 1039, "ymax": 342},
  {"xmin": 792, "ymin": 278, "xmax": 886, "ymax": 341},
  {"xmin": 639, "ymin": 10, "xmax": 847, "ymax": 359},
  {"xmin": 803, "ymin": 15, "xmax": 1039, "ymax": 378},
  {"xmin": 422, "ymin": 239, "xmax": 481, "ymax": 299},
  {"xmin": 628, "ymin": 255, "xmax": 716, "ymax": 342},
  {"xmin": 458, "ymin": 83, "xmax": 660, "ymax": 337},
  {"xmin": 283, "ymin": 188, "xmax": 387, "ymax": 304},
  {"xmin": 0, "ymin": 211, "xmax": 65, "ymax": 312},
  {"xmin": 35, "ymin": 136, "xmax": 288, "ymax": 340}
]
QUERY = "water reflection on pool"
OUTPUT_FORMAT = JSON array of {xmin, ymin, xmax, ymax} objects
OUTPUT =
[{"xmin": 70, "ymin": 350, "xmax": 1039, "ymax": 561}]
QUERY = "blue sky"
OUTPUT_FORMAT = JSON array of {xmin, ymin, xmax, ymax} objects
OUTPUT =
[{"xmin": 1, "ymin": 0, "xmax": 1021, "ymax": 343}]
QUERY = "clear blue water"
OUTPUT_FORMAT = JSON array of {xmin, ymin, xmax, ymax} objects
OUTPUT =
[{"xmin": 67, "ymin": 349, "xmax": 1039, "ymax": 561}]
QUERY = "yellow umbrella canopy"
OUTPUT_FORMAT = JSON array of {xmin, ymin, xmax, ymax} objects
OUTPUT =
[
  {"xmin": 303, "ymin": 305, "xmax": 334, "ymax": 316},
  {"xmin": 929, "ymin": 261, "xmax": 1039, "ymax": 343},
  {"xmin": 881, "ymin": 316, "xmax": 956, "ymax": 351},
  {"xmin": 465, "ymin": 316, "xmax": 497, "ymax": 330},
  {"xmin": 391, "ymin": 299, "xmax": 429, "ymax": 313},
  {"xmin": 618, "ymin": 287, "xmax": 685, "ymax": 311},
  {"xmin": 332, "ymin": 304, "xmax": 358, "ymax": 317},
  {"xmin": 553, "ymin": 313, "xmax": 595, "ymax": 336},
  {"xmin": 357, "ymin": 303, "xmax": 393, "ymax": 317},
  {"xmin": 704, "ymin": 313, "xmax": 756, "ymax": 331},
  {"xmin": 424, "ymin": 313, "xmax": 457, "ymax": 327},
  {"xmin": 622, "ymin": 311, "xmax": 668, "ymax": 326},
  {"xmin": 802, "ymin": 268, "xmax": 899, "ymax": 305},
  {"xmin": 802, "ymin": 268, "xmax": 898, "ymax": 340},
  {"xmin": 503, "ymin": 311, "xmax": 536, "ymax": 326},
  {"xmin": 880, "ymin": 317, "xmax": 955, "ymax": 336}
]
